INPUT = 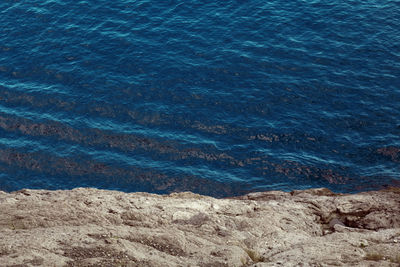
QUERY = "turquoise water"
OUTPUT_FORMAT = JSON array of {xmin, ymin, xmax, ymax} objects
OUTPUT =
[{"xmin": 0, "ymin": 1, "xmax": 399, "ymax": 196}]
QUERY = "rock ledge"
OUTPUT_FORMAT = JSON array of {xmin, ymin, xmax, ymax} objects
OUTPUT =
[{"xmin": 1, "ymin": 187, "xmax": 399, "ymax": 266}]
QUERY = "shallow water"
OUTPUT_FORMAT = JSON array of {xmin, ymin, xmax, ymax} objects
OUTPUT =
[{"xmin": 0, "ymin": 0, "xmax": 399, "ymax": 196}]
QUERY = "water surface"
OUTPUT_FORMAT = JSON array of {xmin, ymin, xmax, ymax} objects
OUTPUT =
[{"xmin": 0, "ymin": 0, "xmax": 399, "ymax": 197}]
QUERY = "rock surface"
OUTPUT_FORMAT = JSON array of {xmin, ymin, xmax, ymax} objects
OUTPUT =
[{"xmin": 0, "ymin": 187, "xmax": 399, "ymax": 267}]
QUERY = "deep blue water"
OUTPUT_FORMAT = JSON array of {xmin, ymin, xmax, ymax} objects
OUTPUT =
[{"xmin": 0, "ymin": 1, "xmax": 399, "ymax": 197}]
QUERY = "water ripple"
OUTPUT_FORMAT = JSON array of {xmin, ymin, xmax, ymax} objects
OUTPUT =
[{"xmin": 0, "ymin": 0, "xmax": 399, "ymax": 195}]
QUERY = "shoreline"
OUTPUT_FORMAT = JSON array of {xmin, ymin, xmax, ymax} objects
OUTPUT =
[{"xmin": 1, "ymin": 187, "xmax": 399, "ymax": 266}]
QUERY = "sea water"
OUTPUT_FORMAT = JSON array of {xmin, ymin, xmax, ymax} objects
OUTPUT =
[{"xmin": 0, "ymin": 0, "xmax": 399, "ymax": 197}]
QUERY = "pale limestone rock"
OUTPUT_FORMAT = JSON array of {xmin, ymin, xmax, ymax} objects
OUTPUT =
[{"xmin": 0, "ymin": 187, "xmax": 399, "ymax": 266}]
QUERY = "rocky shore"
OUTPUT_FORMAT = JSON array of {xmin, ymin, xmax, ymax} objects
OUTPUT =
[{"xmin": 0, "ymin": 187, "xmax": 399, "ymax": 266}]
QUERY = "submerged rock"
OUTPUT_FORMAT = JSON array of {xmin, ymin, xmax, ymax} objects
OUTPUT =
[{"xmin": 0, "ymin": 187, "xmax": 399, "ymax": 266}]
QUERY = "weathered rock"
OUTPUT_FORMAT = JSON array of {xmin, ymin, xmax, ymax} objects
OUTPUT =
[{"xmin": 0, "ymin": 187, "xmax": 399, "ymax": 266}]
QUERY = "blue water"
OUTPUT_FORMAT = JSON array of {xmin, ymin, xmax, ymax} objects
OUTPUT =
[{"xmin": 0, "ymin": 1, "xmax": 399, "ymax": 197}]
